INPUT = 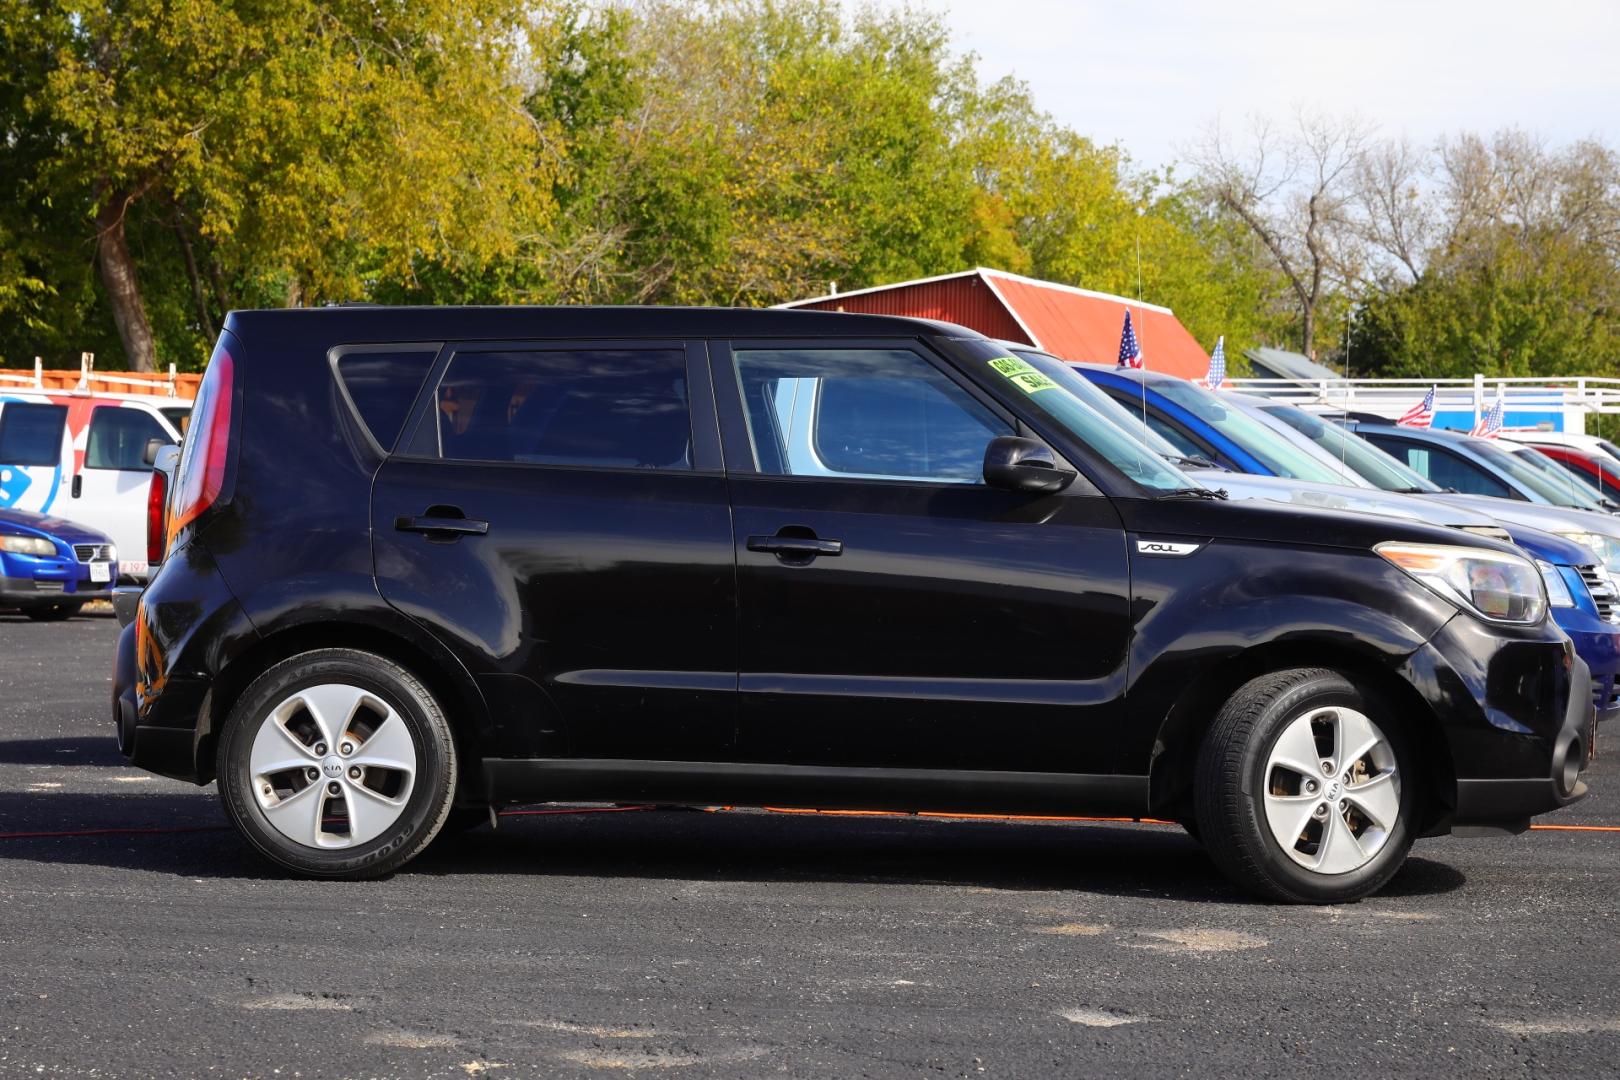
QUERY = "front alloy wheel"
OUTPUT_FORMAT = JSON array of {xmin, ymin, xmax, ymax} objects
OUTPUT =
[{"xmin": 1195, "ymin": 667, "xmax": 1418, "ymax": 903}]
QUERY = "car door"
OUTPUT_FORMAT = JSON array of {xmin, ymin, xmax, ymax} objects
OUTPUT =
[
  {"xmin": 74, "ymin": 404, "xmax": 176, "ymax": 577},
  {"xmin": 711, "ymin": 339, "xmax": 1132, "ymax": 774},
  {"xmin": 371, "ymin": 339, "xmax": 737, "ymax": 762}
]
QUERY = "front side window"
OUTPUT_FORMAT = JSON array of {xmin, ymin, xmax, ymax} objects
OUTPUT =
[
  {"xmin": 732, "ymin": 347, "xmax": 1009, "ymax": 483},
  {"xmin": 1367, "ymin": 437, "xmax": 1513, "ymax": 498},
  {"xmin": 86, "ymin": 406, "xmax": 171, "ymax": 470},
  {"xmin": 0, "ymin": 403, "xmax": 68, "ymax": 466},
  {"xmin": 433, "ymin": 348, "xmax": 691, "ymax": 469}
]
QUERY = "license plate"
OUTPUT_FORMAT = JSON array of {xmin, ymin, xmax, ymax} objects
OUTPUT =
[{"xmin": 89, "ymin": 562, "xmax": 111, "ymax": 583}]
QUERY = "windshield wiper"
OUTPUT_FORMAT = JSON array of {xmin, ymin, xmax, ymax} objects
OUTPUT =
[
  {"xmin": 1161, "ymin": 452, "xmax": 1221, "ymax": 470},
  {"xmin": 1156, "ymin": 486, "xmax": 1228, "ymax": 500},
  {"xmin": 1394, "ymin": 486, "xmax": 1432, "ymax": 494}
]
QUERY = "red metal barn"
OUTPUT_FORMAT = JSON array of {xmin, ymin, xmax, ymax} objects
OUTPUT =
[{"xmin": 781, "ymin": 267, "xmax": 1210, "ymax": 380}]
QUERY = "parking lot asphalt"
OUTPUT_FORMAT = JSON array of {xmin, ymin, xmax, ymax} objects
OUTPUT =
[{"xmin": 1, "ymin": 615, "xmax": 1618, "ymax": 1079}]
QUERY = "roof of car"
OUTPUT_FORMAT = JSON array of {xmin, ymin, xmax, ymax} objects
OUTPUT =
[{"xmin": 223, "ymin": 305, "xmax": 981, "ymax": 342}]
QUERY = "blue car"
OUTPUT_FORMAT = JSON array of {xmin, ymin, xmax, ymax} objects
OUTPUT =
[
  {"xmin": 0, "ymin": 507, "xmax": 117, "ymax": 621},
  {"xmin": 1080, "ymin": 365, "xmax": 1620, "ymax": 722}
]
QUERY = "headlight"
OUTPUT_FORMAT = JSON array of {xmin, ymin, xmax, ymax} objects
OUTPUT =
[
  {"xmin": 0, "ymin": 535, "xmax": 57, "ymax": 557},
  {"xmin": 1554, "ymin": 530, "xmax": 1620, "ymax": 574},
  {"xmin": 1377, "ymin": 542, "xmax": 1547, "ymax": 624},
  {"xmin": 1537, "ymin": 560, "xmax": 1576, "ymax": 607}
]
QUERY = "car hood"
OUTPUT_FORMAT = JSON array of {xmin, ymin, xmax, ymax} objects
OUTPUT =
[
  {"xmin": 1187, "ymin": 470, "xmax": 1498, "ymax": 529},
  {"xmin": 1428, "ymin": 493, "xmax": 1620, "ymax": 543},
  {"xmin": 0, "ymin": 507, "xmax": 114, "ymax": 545}
]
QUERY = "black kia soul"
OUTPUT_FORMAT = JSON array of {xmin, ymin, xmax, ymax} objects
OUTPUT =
[{"xmin": 113, "ymin": 306, "xmax": 1593, "ymax": 902}]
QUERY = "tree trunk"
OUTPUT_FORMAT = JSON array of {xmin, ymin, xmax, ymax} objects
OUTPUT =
[
  {"xmin": 173, "ymin": 221, "xmax": 217, "ymax": 340},
  {"xmin": 1300, "ymin": 304, "xmax": 1316, "ymax": 360},
  {"xmin": 95, "ymin": 193, "xmax": 157, "ymax": 373}
]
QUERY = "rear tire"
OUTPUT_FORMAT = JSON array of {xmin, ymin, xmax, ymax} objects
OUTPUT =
[
  {"xmin": 217, "ymin": 649, "xmax": 457, "ymax": 879},
  {"xmin": 23, "ymin": 601, "xmax": 83, "ymax": 621},
  {"xmin": 1194, "ymin": 668, "xmax": 1418, "ymax": 904}
]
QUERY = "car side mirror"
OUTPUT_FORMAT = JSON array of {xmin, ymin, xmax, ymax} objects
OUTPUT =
[
  {"xmin": 142, "ymin": 438, "xmax": 166, "ymax": 467},
  {"xmin": 983, "ymin": 435, "xmax": 1076, "ymax": 495}
]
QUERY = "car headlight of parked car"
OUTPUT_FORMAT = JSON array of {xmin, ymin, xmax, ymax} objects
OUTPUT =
[
  {"xmin": 1536, "ymin": 560, "xmax": 1576, "ymax": 607},
  {"xmin": 1554, "ymin": 530, "xmax": 1620, "ymax": 575},
  {"xmin": 0, "ymin": 535, "xmax": 57, "ymax": 557},
  {"xmin": 1377, "ymin": 542, "xmax": 1547, "ymax": 624}
]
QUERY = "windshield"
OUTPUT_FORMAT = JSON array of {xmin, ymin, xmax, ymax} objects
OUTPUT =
[
  {"xmin": 982, "ymin": 351, "xmax": 1196, "ymax": 492},
  {"xmin": 1010, "ymin": 351, "xmax": 1186, "ymax": 459},
  {"xmin": 1500, "ymin": 443, "xmax": 1612, "ymax": 506},
  {"xmin": 1260, "ymin": 403, "xmax": 1440, "ymax": 493},
  {"xmin": 1471, "ymin": 439, "xmax": 1610, "ymax": 510},
  {"xmin": 1149, "ymin": 379, "xmax": 1348, "ymax": 484}
]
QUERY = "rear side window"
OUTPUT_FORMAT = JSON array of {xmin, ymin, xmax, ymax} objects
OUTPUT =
[
  {"xmin": 334, "ymin": 350, "xmax": 438, "ymax": 452},
  {"xmin": 86, "ymin": 406, "xmax": 170, "ymax": 470},
  {"xmin": 432, "ymin": 349, "xmax": 690, "ymax": 469},
  {"xmin": 0, "ymin": 403, "xmax": 67, "ymax": 466}
]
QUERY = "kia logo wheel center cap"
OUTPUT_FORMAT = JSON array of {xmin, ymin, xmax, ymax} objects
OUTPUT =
[{"xmin": 321, "ymin": 757, "xmax": 344, "ymax": 779}]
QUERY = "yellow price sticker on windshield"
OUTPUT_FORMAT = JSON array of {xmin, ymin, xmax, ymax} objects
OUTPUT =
[{"xmin": 988, "ymin": 356, "xmax": 1059, "ymax": 394}]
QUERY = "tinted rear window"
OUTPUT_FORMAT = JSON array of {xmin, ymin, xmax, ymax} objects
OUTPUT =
[
  {"xmin": 432, "ymin": 348, "xmax": 690, "ymax": 469},
  {"xmin": 334, "ymin": 350, "xmax": 438, "ymax": 451},
  {"xmin": 0, "ymin": 403, "xmax": 67, "ymax": 466}
]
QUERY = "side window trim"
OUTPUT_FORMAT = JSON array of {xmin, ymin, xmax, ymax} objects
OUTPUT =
[
  {"xmin": 393, "ymin": 339, "xmax": 722, "ymax": 473},
  {"xmin": 708, "ymin": 337, "xmax": 1020, "ymax": 480}
]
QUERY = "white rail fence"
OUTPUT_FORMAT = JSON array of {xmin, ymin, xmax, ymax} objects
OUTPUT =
[{"xmin": 1226, "ymin": 374, "xmax": 1620, "ymax": 426}]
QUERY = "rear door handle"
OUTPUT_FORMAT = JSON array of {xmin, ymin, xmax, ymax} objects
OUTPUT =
[
  {"xmin": 395, "ymin": 516, "xmax": 490, "ymax": 536},
  {"xmin": 746, "ymin": 535, "xmax": 842, "ymax": 557}
]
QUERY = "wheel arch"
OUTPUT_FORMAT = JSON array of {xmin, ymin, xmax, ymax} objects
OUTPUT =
[
  {"xmin": 1147, "ymin": 639, "xmax": 1457, "ymax": 834},
  {"xmin": 197, "ymin": 619, "xmax": 490, "ymax": 798}
]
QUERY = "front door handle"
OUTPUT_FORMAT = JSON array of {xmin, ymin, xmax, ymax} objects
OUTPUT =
[
  {"xmin": 747, "ymin": 534, "xmax": 842, "ymax": 558},
  {"xmin": 395, "ymin": 515, "xmax": 490, "ymax": 537}
]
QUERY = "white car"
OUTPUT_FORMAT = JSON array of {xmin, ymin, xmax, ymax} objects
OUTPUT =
[{"xmin": 0, "ymin": 391, "xmax": 191, "ymax": 580}]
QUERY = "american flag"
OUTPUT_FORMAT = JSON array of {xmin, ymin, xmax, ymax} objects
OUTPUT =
[
  {"xmin": 1204, "ymin": 336, "xmax": 1226, "ymax": 390},
  {"xmin": 1117, "ymin": 310, "xmax": 1144, "ymax": 369},
  {"xmin": 1397, "ymin": 386, "xmax": 1436, "ymax": 428},
  {"xmin": 1472, "ymin": 395, "xmax": 1505, "ymax": 439}
]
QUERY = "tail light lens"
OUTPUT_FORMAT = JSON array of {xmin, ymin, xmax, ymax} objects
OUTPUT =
[
  {"xmin": 168, "ymin": 345, "xmax": 234, "ymax": 547},
  {"xmin": 146, "ymin": 466, "xmax": 169, "ymax": 564}
]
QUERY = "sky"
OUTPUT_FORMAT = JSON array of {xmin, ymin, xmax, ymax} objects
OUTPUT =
[{"xmin": 921, "ymin": 0, "xmax": 1619, "ymax": 172}]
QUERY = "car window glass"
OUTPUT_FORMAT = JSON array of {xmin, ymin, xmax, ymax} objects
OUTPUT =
[
  {"xmin": 159, "ymin": 407, "xmax": 191, "ymax": 437},
  {"xmin": 434, "ymin": 348, "xmax": 690, "ymax": 469},
  {"xmin": 0, "ymin": 403, "xmax": 68, "ymax": 466},
  {"xmin": 335, "ymin": 350, "xmax": 437, "ymax": 451},
  {"xmin": 86, "ymin": 406, "xmax": 171, "ymax": 470},
  {"xmin": 732, "ymin": 348, "xmax": 1008, "ymax": 483},
  {"xmin": 1368, "ymin": 437, "xmax": 1512, "ymax": 498}
]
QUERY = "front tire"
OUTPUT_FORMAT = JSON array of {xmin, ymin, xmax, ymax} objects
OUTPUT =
[
  {"xmin": 1194, "ymin": 668, "xmax": 1418, "ymax": 904},
  {"xmin": 217, "ymin": 649, "xmax": 457, "ymax": 879}
]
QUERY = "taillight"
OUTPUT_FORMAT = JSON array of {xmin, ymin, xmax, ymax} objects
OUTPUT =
[
  {"xmin": 146, "ymin": 467, "xmax": 169, "ymax": 564},
  {"xmin": 169, "ymin": 346, "xmax": 234, "ymax": 544}
]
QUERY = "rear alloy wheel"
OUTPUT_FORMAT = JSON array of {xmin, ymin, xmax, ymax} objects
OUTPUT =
[
  {"xmin": 1195, "ymin": 668, "xmax": 1418, "ymax": 903},
  {"xmin": 218, "ymin": 649, "xmax": 456, "ymax": 878},
  {"xmin": 23, "ymin": 601, "xmax": 83, "ymax": 622}
]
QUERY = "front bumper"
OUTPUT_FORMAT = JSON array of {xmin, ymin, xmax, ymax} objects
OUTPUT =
[
  {"xmin": 0, "ymin": 572, "xmax": 112, "ymax": 605},
  {"xmin": 1408, "ymin": 613, "xmax": 1595, "ymax": 833}
]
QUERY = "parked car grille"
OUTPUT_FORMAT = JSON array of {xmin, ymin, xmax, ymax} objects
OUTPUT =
[
  {"xmin": 1578, "ymin": 565, "xmax": 1620, "ymax": 623},
  {"xmin": 72, "ymin": 543, "xmax": 113, "ymax": 564},
  {"xmin": 32, "ymin": 581, "xmax": 64, "ymax": 593},
  {"xmin": 1593, "ymin": 676, "xmax": 1620, "ymax": 715}
]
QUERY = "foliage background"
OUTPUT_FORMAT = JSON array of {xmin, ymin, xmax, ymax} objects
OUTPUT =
[{"xmin": 1, "ymin": 0, "xmax": 1614, "ymax": 381}]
